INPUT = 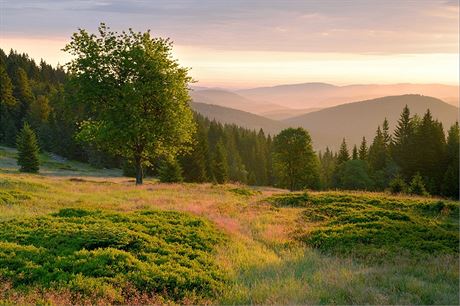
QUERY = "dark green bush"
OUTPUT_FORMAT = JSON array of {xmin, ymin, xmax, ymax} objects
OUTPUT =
[
  {"xmin": 275, "ymin": 192, "xmax": 460, "ymax": 259},
  {"xmin": 229, "ymin": 187, "xmax": 261, "ymax": 197},
  {"xmin": 408, "ymin": 173, "xmax": 429, "ymax": 196},
  {"xmin": 0, "ymin": 209, "xmax": 227, "ymax": 303},
  {"xmin": 267, "ymin": 192, "xmax": 309, "ymax": 207},
  {"xmin": 389, "ymin": 176, "xmax": 407, "ymax": 194}
]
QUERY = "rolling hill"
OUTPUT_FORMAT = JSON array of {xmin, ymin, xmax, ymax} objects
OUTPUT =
[
  {"xmin": 190, "ymin": 89, "xmax": 289, "ymax": 115},
  {"xmin": 284, "ymin": 94, "xmax": 459, "ymax": 151},
  {"xmin": 237, "ymin": 83, "xmax": 459, "ymax": 109},
  {"xmin": 190, "ymin": 102, "xmax": 288, "ymax": 135}
]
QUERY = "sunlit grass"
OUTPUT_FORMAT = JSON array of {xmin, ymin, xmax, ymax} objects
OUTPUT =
[{"xmin": 0, "ymin": 147, "xmax": 458, "ymax": 304}]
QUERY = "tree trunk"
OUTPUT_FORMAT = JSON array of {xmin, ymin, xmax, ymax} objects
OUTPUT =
[{"xmin": 135, "ymin": 156, "xmax": 143, "ymax": 185}]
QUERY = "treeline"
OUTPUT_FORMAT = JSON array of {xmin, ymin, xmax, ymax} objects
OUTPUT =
[
  {"xmin": 319, "ymin": 107, "xmax": 459, "ymax": 198},
  {"xmin": 0, "ymin": 48, "xmax": 458, "ymax": 198}
]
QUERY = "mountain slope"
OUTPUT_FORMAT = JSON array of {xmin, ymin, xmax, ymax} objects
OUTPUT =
[
  {"xmin": 237, "ymin": 83, "xmax": 459, "ymax": 109},
  {"xmin": 191, "ymin": 102, "xmax": 288, "ymax": 135},
  {"xmin": 190, "ymin": 89, "xmax": 289, "ymax": 114},
  {"xmin": 284, "ymin": 95, "xmax": 459, "ymax": 151}
]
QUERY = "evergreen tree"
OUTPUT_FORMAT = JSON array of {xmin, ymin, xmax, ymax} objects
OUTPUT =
[
  {"xmin": 179, "ymin": 128, "xmax": 208, "ymax": 183},
  {"xmin": 337, "ymin": 138, "xmax": 350, "ymax": 164},
  {"xmin": 382, "ymin": 118, "xmax": 392, "ymax": 147},
  {"xmin": 0, "ymin": 63, "xmax": 18, "ymax": 145},
  {"xmin": 158, "ymin": 157, "xmax": 183, "ymax": 183},
  {"xmin": 16, "ymin": 123, "xmax": 40, "ymax": 173},
  {"xmin": 352, "ymin": 145, "xmax": 358, "ymax": 160},
  {"xmin": 212, "ymin": 140, "xmax": 229, "ymax": 184},
  {"xmin": 392, "ymin": 105, "xmax": 416, "ymax": 179},
  {"xmin": 12, "ymin": 67, "xmax": 34, "ymax": 122},
  {"xmin": 368, "ymin": 126, "xmax": 386, "ymax": 171},
  {"xmin": 319, "ymin": 147, "xmax": 336, "ymax": 189},
  {"xmin": 442, "ymin": 122, "xmax": 459, "ymax": 199},
  {"xmin": 408, "ymin": 173, "xmax": 428, "ymax": 196},
  {"xmin": 358, "ymin": 137, "xmax": 368, "ymax": 160},
  {"xmin": 413, "ymin": 110, "xmax": 445, "ymax": 194}
]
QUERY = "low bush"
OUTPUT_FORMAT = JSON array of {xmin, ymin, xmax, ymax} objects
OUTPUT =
[
  {"xmin": 0, "ymin": 209, "xmax": 227, "ymax": 303},
  {"xmin": 229, "ymin": 187, "xmax": 261, "ymax": 197},
  {"xmin": 266, "ymin": 192, "xmax": 309, "ymax": 207},
  {"xmin": 277, "ymin": 192, "xmax": 459, "ymax": 259}
]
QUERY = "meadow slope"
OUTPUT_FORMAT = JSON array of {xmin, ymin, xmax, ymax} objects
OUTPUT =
[{"xmin": 0, "ymin": 147, "xmax": 458, "ymax": 304}]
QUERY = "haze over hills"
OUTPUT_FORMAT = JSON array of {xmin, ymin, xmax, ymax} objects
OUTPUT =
[
  {"xmin": 236, "ymin": 83, "xmax": 459, "ymax": 109},
  {"xmin": 284, "ymin": 94, "xmax": 459, "ymax": 151},
  {"xmin": 190, "ymin": 102, "xmax": 288, "ymax": 135},
  {"xmin": 189, "ymin": 89, "xmax": 289, "ymax": 115}
]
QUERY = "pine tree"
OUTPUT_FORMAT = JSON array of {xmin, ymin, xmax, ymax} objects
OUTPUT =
[
  {"xmin": 337, "ymin": 138, "xmax": 350, "ymax": 164},
  {"xmin": 179, "ymin": 128, "xmax": 208, "ymax": 183},
  {"xmin": 442, "ymin": 122, "xmax": 459, "ymax": 199},
  {"xmin": 368, "ymin": 126, "xmax": 386, "ymax": 171},
  {"xmin": 158, "ymin": 157, "xmax": 183, "ymax": 183},
  {"xmin": 16, "ymin": 123, "xmax": 40, "ymax": 173},
  {"xmin": 352, "ymin": 145, "xmax": 358, "ymax": 160},
  {"xmin": 408, "ymin": 173, "xmax": 428, "ymax": 196},
  {"xmin": 382, "ymin": 118, "xmax": 392, "ymax": 147},
  {"xmin": 212, "ymin": 140, "xmax": 229, "ymax": 184},
  {"xmin": 392, "ymin": 105, "xmax": 416, "ymax": 179},
  {"xmin": 358, "ymin": 137, "xmax": 368, "ymax": 160},
  {"xmin": 0, "ymin": 63, "xmax": 18, "ymax": 145}
]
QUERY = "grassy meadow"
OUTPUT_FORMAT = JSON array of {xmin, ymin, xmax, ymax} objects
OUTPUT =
[{"xmin": 0, "ymin": 146, "xmax": 459, "ymax": 304}]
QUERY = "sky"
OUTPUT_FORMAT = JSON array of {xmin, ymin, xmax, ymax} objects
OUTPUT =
[{"xmin": 0, "ymin": 0, "xmax": 458, "ymax": 88}]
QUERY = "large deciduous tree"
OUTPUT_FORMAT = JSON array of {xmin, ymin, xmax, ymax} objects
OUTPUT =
[
  {"xmin": 273, "ymin": 127, "xmax": 319, "ymax": 191},
  {"xmin": 64, "ymin": 24, "xmax": 195, "ymax": 184}
]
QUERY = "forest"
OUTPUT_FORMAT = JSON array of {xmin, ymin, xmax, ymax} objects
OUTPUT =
[{"xmin": 0, "ymin": 46, "xmax": 458, "ymax": 198}]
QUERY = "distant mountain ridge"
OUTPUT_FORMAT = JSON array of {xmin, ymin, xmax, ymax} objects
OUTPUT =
[{"xmin": 237, "ymin": 82, "xmax": 459, "ymax": 109}]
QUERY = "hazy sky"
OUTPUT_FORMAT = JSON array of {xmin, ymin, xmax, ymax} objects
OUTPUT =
[{"xmin": 1, "ymin": 0, "xmax": 458, "ymax": 88}]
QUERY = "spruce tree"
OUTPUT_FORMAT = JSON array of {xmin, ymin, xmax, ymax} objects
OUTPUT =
[
  {"xmin": 408, "ymin": 173, "xmax": 428, "ymax": 196},
  {"xmin": 442, "ymin": 122, "xmax": 459, "ymax": 199},
  {"xmin": 16, "ymin": 123, "xmax": 40, "ymax": 173},
  {"xmin": 212, "ymin": 140, "xmax": 229, "ymax": 184},
  {"xmin": 337, "ymin": 138, "xmax": 350, "ymax": 164},
  {"xmin": 368, "ymin": 126, "xmax": 386, "ymax": 171},
  {"xmin": 392, "ymin": 105, "xmax": 416, "ymax": 179},
  {"xmin": 158, "ymin": 157, "xmax": 183, "ymax": 183},
  {"xmin": 179, "ymin": 128, "xmax": 208, "ymax": 183},
  {"xmin": 352, "ymin": 145, "xmax": 358, "ymax": 160},
  {"xmin": 358, "ymin": 137, "xmax": 368, "ymax": 160}
]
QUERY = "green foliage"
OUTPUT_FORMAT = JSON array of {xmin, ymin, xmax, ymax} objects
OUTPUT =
[
  {"xmin": 337, "ymin": 138, "xmax": 350, "ymax": 164},
  {"xmin": 442, "ymin": 122, "xmax": 459, "ymax": 199},
  {"xmin": 267, "ymin": 192, "xmax": 310, "ymax": 207},
  {"xmin": 273, "ymin": 128, "xmax": 319, "ymax": 191},
  {"xmin": 64, "ymin": 24, "xmax": 195, "ymax": 184},
  {"xmin": 335, "ymin": 160, "xmax": 373, "ymax": 190},
  {"xmin": 288, "ymin": 193, "xmax": 459, "ymax": 259},
  {"xmin": 212, "ymin": 140, "xmax": 229, "ymax": 184},
  {"xmin": 0, "ymin": 209, "xmax": 226, "ymax": 303},
  {"xmin": 16, "ymin": 123, "xmax": 40, "ymax": 173},
  {"xmin": 389, "ymin": 176, "xmax": 407, "ymax": 194},
  {"xmin": 228, "ymin": 187, "xmax": 261, "ymax": 197},
  {"xmin": 408, "ymin": 173, "xmax": 429, "ymax": 196},
  {"xmin": 158, "ymin": 157, "xmax": 183, "ymax": 183}
]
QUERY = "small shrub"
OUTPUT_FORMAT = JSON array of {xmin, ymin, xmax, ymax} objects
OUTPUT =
[
  {"xmin": 295, "ymin": 192, "xmax": 459, "ymax": 259},
  {"xmin": 408, "ymin": 173, "xmax": 429, "ymax": 196},
  {"xmin": 0, "ymin": 209, "xmax": 227, "ymax": 303},
  {"xmin": 389, "ymin": 176, "xmax": 407, "ymax": 194},
  {"xmin": 267, "ymin": 192, "xmax": 309, "ymax": 207},
  {"xmin": 229, "ymin": 187, "xmax": 261, "ymax": 197},
  {"xmin": 16, "ymin": 123, "xmax": 40, "ymax": 173}
]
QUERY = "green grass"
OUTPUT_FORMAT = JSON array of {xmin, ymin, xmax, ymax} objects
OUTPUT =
[{"xmin": 0, "ymin": 147, "xmax": 459, "ymax": 304}]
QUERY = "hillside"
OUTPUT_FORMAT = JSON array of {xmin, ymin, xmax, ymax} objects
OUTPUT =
[
  {"xmin": 191, "ymin": 102, "xmax": 288, "ymax": 135},
  {"xmin": 190, "ymin": 89, "xmax": 289, "ymax": 114},
  {"xmin": 284, "ymin": 94, "xmax": 459, "ymax": 150},
  {"xmin": 237, "ymin": 83, "xmax": 459, "ymax": 109}
]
